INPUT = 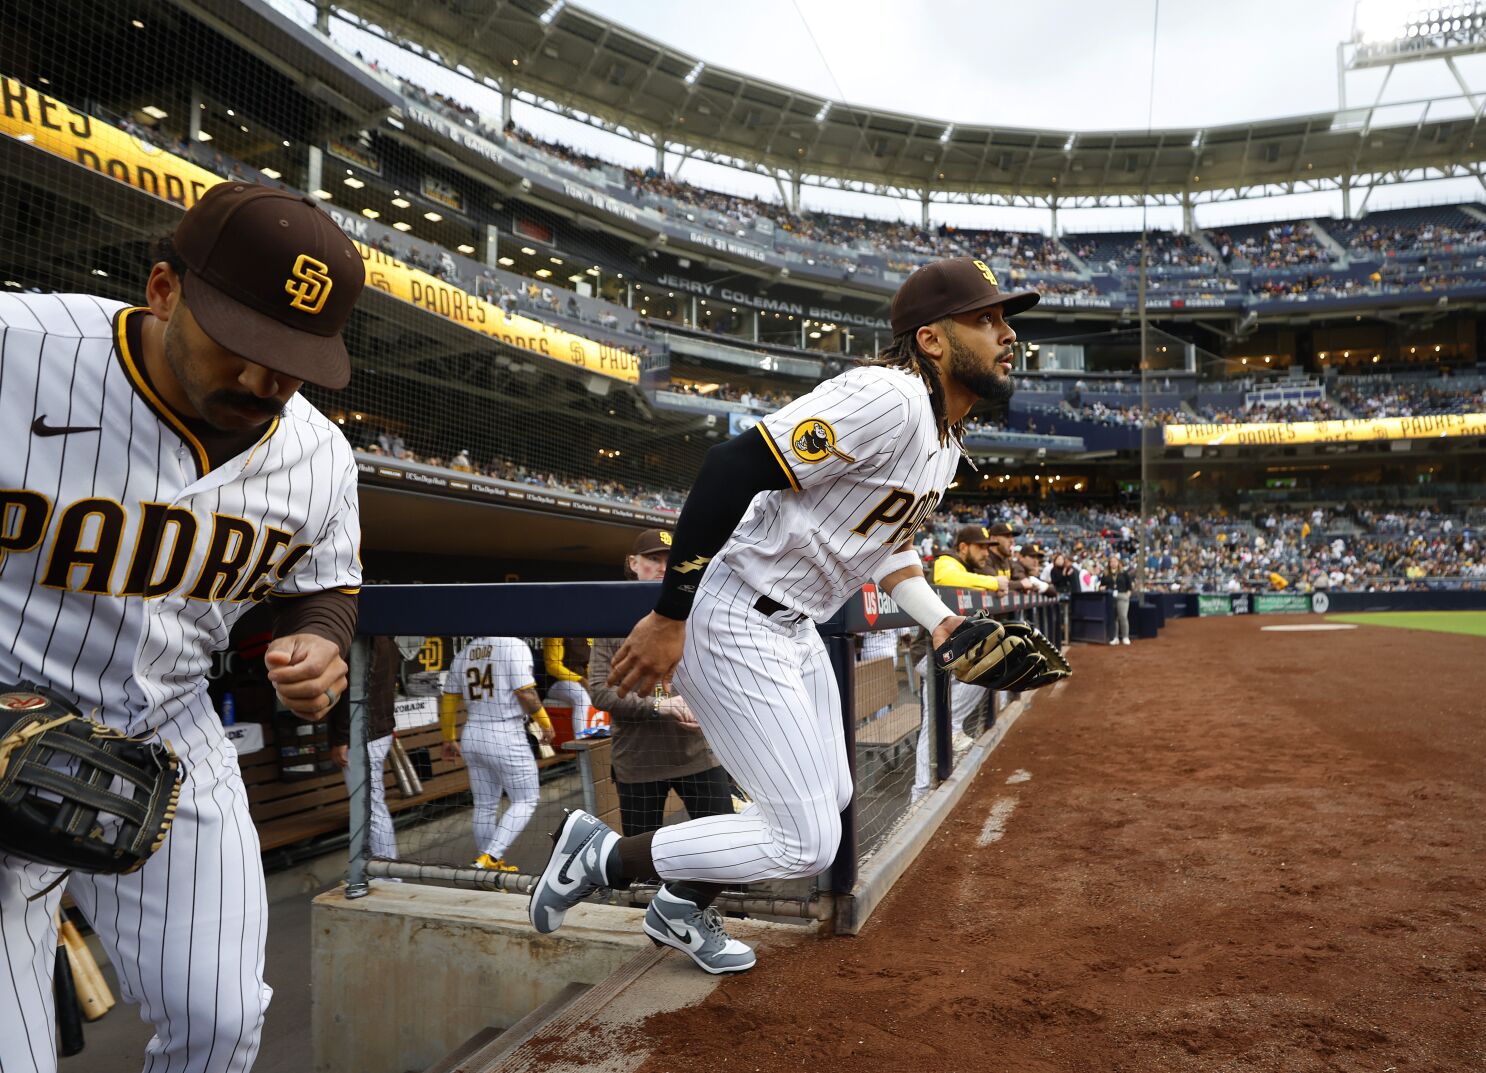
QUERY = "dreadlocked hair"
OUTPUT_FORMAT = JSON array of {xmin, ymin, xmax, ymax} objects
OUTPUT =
[{"xmin": 861, "ymin": 324, "xmax": 961, "ymax": 446}]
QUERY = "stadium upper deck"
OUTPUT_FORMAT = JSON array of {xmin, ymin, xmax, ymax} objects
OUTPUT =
[{"xmin": 330, "ymin": 0, "xmax": 1486, "ymax": 209}]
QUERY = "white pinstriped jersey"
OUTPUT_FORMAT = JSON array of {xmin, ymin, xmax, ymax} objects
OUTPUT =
[
  {"xmin": 714, "ymin": 365, "xmax": 960, "ymax": 620},
  {"xmin": 0, "ymin": 293, "xmax": 361, "ymax": 757},
  {"xmin": 442, "ymin": 637, "xmax": 535, "ymax": 724}
]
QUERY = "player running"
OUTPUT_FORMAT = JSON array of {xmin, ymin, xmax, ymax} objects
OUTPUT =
[
  {"xmin": 0, "ymin": 182, "xmax": 365, "ymax": 1072},
  {"xmin": 441, "ymin": 637, "xmax": 554, "ymax": 872},
  {"xmin": 529, "ymin": 258, "xmax": 1041, "ymax": 973}
]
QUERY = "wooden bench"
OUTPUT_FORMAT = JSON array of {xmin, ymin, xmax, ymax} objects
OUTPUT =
[{"xmin": 852, "ymin": 657, "xmax": 921, "ymax": 778}]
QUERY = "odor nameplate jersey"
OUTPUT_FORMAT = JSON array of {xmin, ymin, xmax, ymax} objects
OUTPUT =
[
  {"xmin": 0, "ymin": 293, "xmax": 361, "ymax": 757},
  {"xmin": 714, "ymin": 364, "xmax": 961, "ymax": 619},
  {"xmin": 443, "ymin": 637, "xmax": 535, "ymax": 724}
]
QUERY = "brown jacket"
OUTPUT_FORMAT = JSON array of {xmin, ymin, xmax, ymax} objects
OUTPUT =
[
  {"xmin": 586, "ymin": 637, "xmax": 722, "ymax": 784},
  {"xmin": 328, "ymin": 635, "xmax": 401, "ymax": 747}
]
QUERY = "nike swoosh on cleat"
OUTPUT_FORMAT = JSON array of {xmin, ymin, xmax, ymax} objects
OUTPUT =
[
  {"xmin": 556, "ymin": 830, "xmax": 600, "ymax": 886},
  {"xmin": 660, "ymin": 920, "xmax": 702, "ymax": 950}
]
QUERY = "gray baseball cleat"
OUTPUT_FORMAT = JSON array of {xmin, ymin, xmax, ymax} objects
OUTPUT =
[
  {"xmin": 642, "ymin": 885, "xmax": 756, "ymax": 974},
  {"xmin": 528, "ymin": 809, "xmax": 619, "ymax": 934}
]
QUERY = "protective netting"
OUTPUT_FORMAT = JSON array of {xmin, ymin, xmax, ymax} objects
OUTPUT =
[{"xmin": 0, "ymin": 0, "xmax": 720, "ymax": 524}]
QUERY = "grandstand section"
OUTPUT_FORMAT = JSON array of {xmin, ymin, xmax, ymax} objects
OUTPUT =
[{"xmin": 2, "ymin": 0, "xmax": 1484, "ymax": 588}]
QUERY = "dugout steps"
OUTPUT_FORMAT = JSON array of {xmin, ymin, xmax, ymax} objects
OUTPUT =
[{"xmin": 422, "ymin": 981, "xmax": 591, "ymax": 1073}]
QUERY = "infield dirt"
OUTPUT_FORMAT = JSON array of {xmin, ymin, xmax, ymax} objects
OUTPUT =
[{"xmin": 626, "ymin": 614, "xmax": 1486, "ymax": 1073}]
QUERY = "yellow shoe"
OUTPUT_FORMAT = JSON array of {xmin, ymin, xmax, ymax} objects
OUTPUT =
[{"xmin": 473, "ymin": 853, "xmax": 518, "ymax": 873}]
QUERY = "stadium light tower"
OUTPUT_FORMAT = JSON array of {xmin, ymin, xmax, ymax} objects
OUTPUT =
[
  {"xmin": 1336, "ymin": 1, "xmax": 1486, "ymax": 214},
  {"xmin": 1341, "ymin": 0, "xmax": 1486, "ymax": 105}
]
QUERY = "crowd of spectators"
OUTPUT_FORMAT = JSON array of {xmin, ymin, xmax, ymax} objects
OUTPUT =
[
  {"xmin": 1032, "ymin": 401, "xmax": 1186, "ymax": 427},
  {"xmin": 927, "ymin": 501, "xmax": 1484, "ymax": 593},
  {"xmin": 1229, "ymin": 222, "xmax": 1335, "ymax": 269},
  {"xmin": 1331, "ymin": 379, "xmax": 1486, "ymax": 418},
  {"xmin": 355, "ymin": 429, "xmax": 685, "ymax": 512},
  {"xmin": 1197, "ymin": 398, "xmax": 1340, "ymax": 423},
  {"xmin": 1120, "ymin": 231, "xmax": 1215, "ymax": 269},
  {"xmin": 667, "ymin": 382, "xmax": 796, "ymax": 411},
  {"xmin": 1332, "ymin": 219, "xmax": 1486, "ymax": 257}
]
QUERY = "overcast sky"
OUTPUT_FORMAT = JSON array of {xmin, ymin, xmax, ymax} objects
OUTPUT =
[{"xmin": 307, "ymin": 0, "xmax": 1486, "ymax": 232}]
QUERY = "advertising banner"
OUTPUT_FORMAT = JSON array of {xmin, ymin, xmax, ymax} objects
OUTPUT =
[
  {"xmin": 1252, "ymin": 593, "xmax": 1314, "ymax": 614},
  {"xmin": 0, "ymin": 75, "xmax": 639, "ymax": 382},
  {"xmin": 1197, "ymin": 594, "xmax": 1233, "ymax": 617},
  {"xmin": 1164, "ymin": 411, "xmax": 1486, "ymax": 447}
]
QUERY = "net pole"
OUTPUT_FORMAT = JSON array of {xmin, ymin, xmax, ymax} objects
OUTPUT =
[
  {"xmin": 1138, "ymin": 236, "xmax": 1151, "ymax": 597},
  {"xmin": 344, "ymin": 635, "xmax": 371, "ymax": 899}
]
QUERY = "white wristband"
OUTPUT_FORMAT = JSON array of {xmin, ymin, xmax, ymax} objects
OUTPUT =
[{"xmin": 885, "ymin": 574, "xmax": 957, "ymax": 632}]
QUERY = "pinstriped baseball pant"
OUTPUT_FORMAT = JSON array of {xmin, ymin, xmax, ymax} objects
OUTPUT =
[
  {"xmin": 0, "ymin": 734, "xmax": 269, "ymax": 1073},
  {"xmin": 462, "ymin": 721, "xmax": 540, "ymax": 861},
  {"xmin": 342, "ymin": 732, "xmax": 397, "ymax": 860},
  {"xmin": 656, "ymin": 566, "xmax": 852, "ymax": 884}
]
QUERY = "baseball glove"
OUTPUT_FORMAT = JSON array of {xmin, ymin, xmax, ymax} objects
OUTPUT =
[
  {"xmin": 0, "ymin": 683, "xmax": 181, "ymax": 874},
  {"xmin": 933, "ymin": 614, "xmax": 1071, "ymax": 692}
]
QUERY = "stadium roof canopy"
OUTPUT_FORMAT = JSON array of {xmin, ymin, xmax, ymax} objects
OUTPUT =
[{"xmin": 329, "ymin": 0, "xmax": 1486, "ymax": 209}]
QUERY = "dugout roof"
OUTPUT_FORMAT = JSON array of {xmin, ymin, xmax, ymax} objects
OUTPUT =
[{"xmin": 328, "ymin": 0, "xmax": 1486, "ymax": 206}]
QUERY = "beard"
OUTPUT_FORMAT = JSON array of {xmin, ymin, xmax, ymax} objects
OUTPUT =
[
  {"xmin": 164, "ymin": 318, "xmax": 287, "ymax": 430},
  {"xmin": 945, "ymin": 331, "xmax": 1015, "ymax": 409}
]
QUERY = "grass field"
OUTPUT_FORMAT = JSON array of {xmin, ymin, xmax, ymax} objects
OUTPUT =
[{"xmin": 1326, "ymin": 610, "xmax": 1486, "ymax": 637}]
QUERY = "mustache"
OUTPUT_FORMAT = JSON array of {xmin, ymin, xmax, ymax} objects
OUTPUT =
[{"xmin": 207, "ymin": 391, "xmax": 285, "ymax": 416}]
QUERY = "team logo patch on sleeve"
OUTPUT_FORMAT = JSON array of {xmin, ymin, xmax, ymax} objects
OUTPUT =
[{"xmin": 790, "ymin": 419, "xmax": 855, "ymax": 465}]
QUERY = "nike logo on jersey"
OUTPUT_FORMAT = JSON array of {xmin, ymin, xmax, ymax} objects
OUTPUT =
[{"xmin": 32, "ymin": 415, "xmax": 101, "ymax": 437}]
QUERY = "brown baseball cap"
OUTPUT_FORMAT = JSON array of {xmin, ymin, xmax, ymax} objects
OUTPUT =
[
  {"xmin": 890, "ymin": 257, "xmax": 1039, "ymax": 337},
  {"xmin": 1018, "ymin": 542, "xmax": 1049, "ymax": 558},
  {"xmin": 173, "ymin": 183, "xmax": 365, "ymax": 389},
  {"xmin": 985, "ymin": 522, "xmax": 1020, "ymax": 537},
  {"xmin": 953, "ymin": 525, "xmax": 996, "ymax": 546},
  {"xmin": 631, "ymin": 528, "xmax": 673, "ymax": 556}
]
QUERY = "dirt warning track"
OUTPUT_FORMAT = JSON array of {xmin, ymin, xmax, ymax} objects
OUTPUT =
[{"xmin": 630, "ymin": 615, "xmax": 1486, "ymax": 1073}]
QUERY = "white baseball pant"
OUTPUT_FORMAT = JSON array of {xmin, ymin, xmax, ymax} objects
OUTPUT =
[
  {"xmin": 657, "ymin": 566, "xmax": 852, "ymax": 883},
  {"xmin": 343, "ymin": 732, "xmax": 398, "ymax": 860},
  {"xmin": 462, "ymin": 721, "xmax": 540, "ymax": 861}
]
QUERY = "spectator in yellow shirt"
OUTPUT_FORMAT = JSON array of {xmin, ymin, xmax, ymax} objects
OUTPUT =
[{"xmin": 933, "ymin": 526, "xmax": 1004, "ymax": 591}]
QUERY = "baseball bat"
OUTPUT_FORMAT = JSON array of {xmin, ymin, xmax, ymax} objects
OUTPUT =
[
  {"xmin": 387, "ymin": 736, "xmax": 414, "ymax": 797},
  {"xmin": 54, "ymin": 942, "xmax": 85, "ymax": 1057},
  {"xmin": 390, "ymin": 737, "xmax": 423, "ymax": 796},
  {"xmin": 528, "ymin": 721, "xmax": 556, "ymax": 760},
  {"xmin": 59, "ymin": 919, "xmax": 114, "ymax": 1020}
]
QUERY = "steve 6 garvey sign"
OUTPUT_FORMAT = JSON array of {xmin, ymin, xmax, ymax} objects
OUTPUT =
[{"xmin": 0, "ymin": 75, "xmax": 639, "ymax": 383}]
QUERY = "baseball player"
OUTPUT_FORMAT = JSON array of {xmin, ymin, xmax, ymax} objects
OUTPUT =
[
  {"xmin": 529, "ymin": 258, "xmax": 1039, "ymax": 973},
  {"xmin": 441, "ymin": 637, "xmax": 554, "ymax": 871},
  {"xmin": 910, "ymin": 525, "xmax": 1007, "ymax": 802},
  {"xmin": 983, "ymin": 522, "xmax": 1042, "ymax": 592},
  {"xmin": 0, "ymin": 182, "xmax": 365, "ymax": 1072},
  {"xmin": 1017, "ymin": 542, "xmax": 1053, "ymax": 595},
  {"xmin": 329, "ymin": 635, "xmax": 404, "ymax": 862},
  {"xmin": 542, "ymin": 636, "xmax": 596, "ymax": 738}
]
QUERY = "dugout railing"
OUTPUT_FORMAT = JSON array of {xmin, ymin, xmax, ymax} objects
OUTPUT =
[{"xmin": 342, "ymin": 581, "xmax": 1062, "ymax": 933}]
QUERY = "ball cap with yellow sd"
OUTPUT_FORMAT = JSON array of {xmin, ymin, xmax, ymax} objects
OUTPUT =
[
  {"xmin": 172, "ymin": 183, "xmax": 366, "ymax": 389},
  {"xmin": 889, "ymin": 257, "xmax": 1040, "ymax": 337},
  {"xmin": 953, "ymin": 524, "xmax": 997, "ymax": 546},
  {"xmin": 631, "ymin": 528, "xmax": 673, "ymax": 556}
]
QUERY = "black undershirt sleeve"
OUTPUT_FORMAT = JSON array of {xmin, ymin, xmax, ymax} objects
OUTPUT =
[{"xmin": 653, "ymin": 425, "xmax": 794, "ymax": 621}]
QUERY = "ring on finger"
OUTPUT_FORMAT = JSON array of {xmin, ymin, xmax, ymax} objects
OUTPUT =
[{"xmin": 324, "ymin": 687, "xmax": 339, "ymax": 707}]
